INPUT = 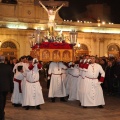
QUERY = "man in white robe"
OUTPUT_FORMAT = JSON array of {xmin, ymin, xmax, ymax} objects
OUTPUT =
[
  {"xmin": 80, "ymin": 56, "xmax": 105, "ymax": 108},
  {"xmin": 77, "ymin": 58, "xmax": 89, "ymax": 103},
  {"xmin": 68, "ymin": 64, "xmax": 80, "ymax": 101},
  {"xmin": 22, "ymin": 57, "xmax": 45, "ymax": 110},
  {"xmin": 66, "ymin": 62, "xmax": 74, "ymax": 96},
  {"xmin": 48, "ymin": 61, "xmax": 67, "ymax": 102}
]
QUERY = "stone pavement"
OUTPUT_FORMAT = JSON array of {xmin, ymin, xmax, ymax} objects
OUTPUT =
[{"xmin": 5, "ymin": 80, "xmax": 120, "ymax": 120}]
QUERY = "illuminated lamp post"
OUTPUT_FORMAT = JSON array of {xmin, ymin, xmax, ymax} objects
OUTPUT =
[
  {"xmin": 70, "ymin": 30, "xmax": 78, "ymax": 45},
  {"xmin": 29, "ymin": 34, "xmax": 36, "ymax": 48},
  {"xmin": 70, "ymin": 30, "xmax": 78, "ymax": 61},
  {"xmin": 29, "ymin": 28, "xmax": 41, "ymax": 48}
]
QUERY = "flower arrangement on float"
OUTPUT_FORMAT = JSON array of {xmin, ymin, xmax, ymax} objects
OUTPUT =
[{"xmin": 29, "ymin": 29, "xmax": 77, "ymax": 50}]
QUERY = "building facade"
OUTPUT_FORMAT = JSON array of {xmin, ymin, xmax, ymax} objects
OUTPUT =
[{"xmin": 0, "ymin": 0, "xmax": 120, "ymax": 60}]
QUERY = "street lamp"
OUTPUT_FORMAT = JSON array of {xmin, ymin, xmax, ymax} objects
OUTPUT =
[
  {"xmin": 70, "ymin": 30, "xmax": 78, "ymax": 45},
  {"xmin": 29, "ymin": 28, "xmax": 41, "ymax": 48},
  {"xmin": 29, "ymin": 34, "xmax": 36, "ymax": 48},
  {"xmin": 35, "ymin": 28, "xmax": 41, "ymax": 44},
  {"xmin": 77, "ymin": 43, "xmax": 80, "ymax": 48}
]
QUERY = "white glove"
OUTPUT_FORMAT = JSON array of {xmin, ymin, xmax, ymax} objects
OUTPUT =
[
  {"xmin": 98, "ymin": 82, "xmax": 102, "ymax": 84},
  {"xmin": 95, "ymin": 82, "xmax": 102, "ymax": 87},
  {"xmin": 47, "ymin": 76, "xmax": 50, "ymax": 80},
  {"xmin": 33, "ymin": 58, "xmax": 38, "ymax": 64},
  {"xmin": 97, "ymin": 82, "xmax": 102, "ymax": 86}
]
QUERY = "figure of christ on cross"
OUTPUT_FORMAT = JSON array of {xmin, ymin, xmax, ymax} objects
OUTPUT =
[{"xmin": 38, "ymin": 0, "xmax": 68, "ymax": 35}]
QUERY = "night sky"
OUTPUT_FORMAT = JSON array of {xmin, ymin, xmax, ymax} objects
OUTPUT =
[
  {"xmin": 59, "ymin": 0, "xmax": 120, "ymax": 24},
  {"xmin": 2, "ymin": 0, "xmax": 120, "ymax": 24}
]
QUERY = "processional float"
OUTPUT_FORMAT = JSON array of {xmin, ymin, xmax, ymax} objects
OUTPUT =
[{"xmin": 30, "ymin": 0, "xmax": 77, "ymax": 62}]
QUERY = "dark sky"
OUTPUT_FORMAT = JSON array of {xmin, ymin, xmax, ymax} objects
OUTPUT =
[{"xmin": 59, "ymin": 0, "xmax": 120, "ymax": 24}]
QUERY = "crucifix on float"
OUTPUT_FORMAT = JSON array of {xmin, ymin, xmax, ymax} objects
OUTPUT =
[{"xmin": 34, "ymin": 0, "xmax": 69, "ymax": 36}]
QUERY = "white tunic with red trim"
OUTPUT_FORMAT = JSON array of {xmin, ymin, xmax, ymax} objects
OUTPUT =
[
  {"xmin": 80, "ymin": 63, "xmax": 105, "ymax": 106},
  {"xmin": 48, "ymin": 62, "xmax": 67, "ymax": 98},
  {"xmin": 11, "ymin": 72, "xmax": 24, "ymax": 104},
  {"xmin": 22, "ymin": 63, "xmax": 45, "ymax": 106}
]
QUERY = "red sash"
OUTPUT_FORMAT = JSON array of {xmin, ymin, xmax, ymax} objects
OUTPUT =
[{"xmin": 14, "ymin": 78, "xmax": 22, "ymax": 93}]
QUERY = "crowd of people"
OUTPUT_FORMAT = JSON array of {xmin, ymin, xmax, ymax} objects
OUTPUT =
[{"xmin": 0, "ymin": 54, "xmax": 120, "ymax": 120}]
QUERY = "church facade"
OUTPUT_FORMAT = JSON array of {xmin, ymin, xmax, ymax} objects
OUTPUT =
[{"xmin": 0, "ymin": 0, "xmax": 120, "ymax": 60}]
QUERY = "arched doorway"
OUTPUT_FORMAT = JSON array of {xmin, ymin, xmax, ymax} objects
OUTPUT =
[
  {"xmin": 74, "ymin": 44, "xmax": 89, "ymax": 61},
  {"xmin": 108, "ymin": 44, "xmax": 120, "ymax": 57},
  {"xmin": 0, "ymin": 41, "xmax": 17, "ymax": 60}
]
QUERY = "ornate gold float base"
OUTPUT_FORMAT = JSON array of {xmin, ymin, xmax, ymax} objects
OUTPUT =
[{"xmin": 30, "ymin": 48, "xmax": 73, "ymax": 62}]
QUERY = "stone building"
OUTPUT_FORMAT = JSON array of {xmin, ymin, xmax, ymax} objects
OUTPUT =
[{"xmin": 0, "ymin": 0, "xmax": 120, "ymax": 60}]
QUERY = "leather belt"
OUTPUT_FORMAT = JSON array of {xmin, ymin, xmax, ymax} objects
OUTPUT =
[{"xmin": 14, "ymin": 78, "xmax": 22, "ymax": 93}]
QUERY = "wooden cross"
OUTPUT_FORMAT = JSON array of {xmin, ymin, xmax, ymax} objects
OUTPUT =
[{"xmin": 34, "ymin": 0, "xmax": 69, "ymax": 7}]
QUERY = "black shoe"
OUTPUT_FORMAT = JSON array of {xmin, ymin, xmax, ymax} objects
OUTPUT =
[
  {"xmin": 66, "ymin": 95, "xmax": 69, "ymax": 99},
  {"xmin": 98, "ymin": 105, "xmax": 104, "ymax": 108},
  {"xmin": 51, "ymin": 98, "xmax": 55, "ymax": 103},
  {"xmin": 36, "ymin": 105, "xmax": 41, "ymax": 110},
  {"xmin": 79, "ymin": 102, "xmax": 81, "ymax": 106},
  {"xmin": 60, "ymin": 97, "xmax": 67, "ymax": 102},
  {"xmin": 25, "ymin": 106, "xmax": 29, "ymax": 110},
  {"xmin": 83, "ymin": 106, "xmax": 87, "ymax": 108},
  {"xmin": 14, "ymin": 104, "xmax": 21, "ymax": 107}
]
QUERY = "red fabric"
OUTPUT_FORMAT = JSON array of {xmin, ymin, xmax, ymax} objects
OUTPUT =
[
  {"xmin": 84, "ymin": 63, "xmax": 89, "ymax": 69},
  {"xmin": 79, "ymin": 63, "xmax": 82, "ymax": 68},
  {"xmin": 82, "ymin": 63, "xmax": 87, "ymax": 69},
  {"xmin": 99, "ymin": 77, "xmax": 104, "ymax": 82},
  {"xmin": 14, "ymin": 78, "xmax": 22, "ymax": 93},
  {"xmin": 79, "ymin": 63, "xmax": 84, "ymax": 68},
  {"xmin": 28, "ymin": 64, "xmax": 34, "ymax": 70},
  {"xmin": 32, "ymin": 42, "xmax": 74, "ymax": 50},
  {"xmin": 37, "ymin": 63, "xmax": 42, "ymax": 69}
]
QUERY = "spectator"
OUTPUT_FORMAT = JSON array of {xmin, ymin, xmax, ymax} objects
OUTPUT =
[{"xmin": 0, "ymin": 56, "xmax": 13, "ymax": 120}]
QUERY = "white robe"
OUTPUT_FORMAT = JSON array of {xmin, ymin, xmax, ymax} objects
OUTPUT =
[
  {"xmin": 80, "ymin": 63, "xmax": 105, "ymax": 106},
  {"xmin": 13, "ymin": 62, "xmax": 26, "ymax": 74},
  {"xmin": 11, "ymin": 72, "xmax": 24, "ymax": 104},
  {"xmin": 22, "ymin": 64, "xmax": 45, "ymax": 106},
  {"xmin": 48, "ymin": 62, "xmax": 67, "ymax": 98},
  {"xmin": 76, "ymin": 64, "xmax": 86, "ymax": 101},
  {"xmin": 68, "ymin": 66, "xmax": 80, "ymax": 101},
  {"xmin": 65, "ymin": 68, "xmax": 73, "ymax": 96},
  {"xmin": 61, "ymin": 68, "xmax": 67, "ymax": 87},
  {"xmin": 21, "ymin": 63, "xmax": 29, "ymax": 105}
]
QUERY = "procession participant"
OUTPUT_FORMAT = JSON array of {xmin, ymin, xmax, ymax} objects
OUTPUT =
[
  {"xmin": 80, "ymin": 56, "xmax": 105, "ymax": 108},
  {"xmin": 48, "ymin": 61, "xmax": 67, "ymax": 102},
  {"xmin": 65, "ymin": 61, "xmax": 74, "ymax": 96},
  {"xmin": 0, "ymin": 56, "xmax": 13, "ymax": 120},
  {"xmin": 68, "ymin": 63, "xmax": 80, "ymax": 101},
  {"xmin": 11, "ymin": 66, "xmax": 24, "ymax": 107},
  {"xmin": 77, "ymin": 58, "xmax": 87, "ymax": 103},
  {"xmin": 60, "ymin": 61, "xmax": 68, "ymax": 87},
  {"xmin": 22, "ymin": 57, "xmax": 45, "ymax": 110}
]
